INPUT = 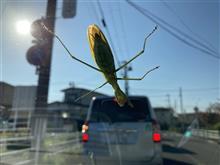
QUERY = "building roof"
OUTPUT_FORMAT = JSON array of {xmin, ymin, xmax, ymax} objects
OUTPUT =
[
  {"xmin": 0, "ymin": 81, "xmax": 14, "ymax": 87},
  {"xmin": 61, "ymin": 86, "xmax": 108, "ymax": 96},
  {"xmin": 154, "ymin": 107, "xmax": 173, "ymax": 112}
]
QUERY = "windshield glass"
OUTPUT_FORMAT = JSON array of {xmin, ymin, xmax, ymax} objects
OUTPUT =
[{"xmin": 1, "ymin": 0, "xmax": 219, "ymax": 165}]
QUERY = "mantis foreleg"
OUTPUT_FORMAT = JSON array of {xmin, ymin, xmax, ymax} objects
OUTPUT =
[{"xmin": 42, "ymin": 23, "xmax": 102, "ymax": 72}]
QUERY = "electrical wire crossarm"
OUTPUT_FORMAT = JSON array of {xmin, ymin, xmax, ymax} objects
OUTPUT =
[
  {"xmin": 115, "ymin": 26, "xmax": 157, "ymax": 73},
  {"xmin": 117, "ymin": 66, "xmax": 160, "ymax": 80},
  {"xmin": 42, "ymin": 23, "xmax": 102, "ymax": 72}
]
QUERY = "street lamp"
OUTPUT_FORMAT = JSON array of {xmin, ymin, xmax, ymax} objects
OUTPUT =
[{"xmin": 62, "ymin": 112, "xmax": 68, "ymax": 119}]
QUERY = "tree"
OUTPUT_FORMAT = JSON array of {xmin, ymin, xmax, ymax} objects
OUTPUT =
[{"xmin": 207, "ymin": 102, "xmax": 220, "ymax": 114}]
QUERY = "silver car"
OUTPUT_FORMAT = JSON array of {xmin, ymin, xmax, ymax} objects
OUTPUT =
[{"xmin": 81, "ymin": 96, "xmax": 163, "ymax": 165}]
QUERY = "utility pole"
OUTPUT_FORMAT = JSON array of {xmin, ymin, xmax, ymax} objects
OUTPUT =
[
  {"xmin": 31, "ymin": 0, "xmax": 57, "ymax": 162},
  {"xmin": 28, "ymin": 1, "xmax": 76, "ymax": 163},
  {"xmin": 173, "ymin": 99, "xmax": 178, "ymax": 118},
  {"xmin": 35, "ymin": 0, "xmax": 56, "ymax": 114},
  {"xmin": 122, "ymin": 61, "xmax": 132, "ymax": 96},
  {"xmin": 166, "ymin": 94, "xmax": 171, "ymax": 108},
  {"xmin": 174, "ymin": 100, "xmax": 177, "ymax": 112},
  {"xmin": 194, "ymin": 106, "xmax": 200, "ymax": 129},
  {"xmin": 179, "ymin": 87, "xmax": 185, "ymax": 131}
]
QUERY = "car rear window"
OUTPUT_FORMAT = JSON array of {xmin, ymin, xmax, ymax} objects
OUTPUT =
[{"xmin": 90, "ymin": 98, "xmax": 151, "ymax": 123}]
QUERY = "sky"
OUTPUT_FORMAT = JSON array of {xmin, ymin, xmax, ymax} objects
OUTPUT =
[{"xmin": 0, "ymin": 0, "xmax": 219, "ymax": 113}]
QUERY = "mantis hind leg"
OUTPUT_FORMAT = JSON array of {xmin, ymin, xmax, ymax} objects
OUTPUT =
[
  {"xmin": 117, "ymin": 66, "xmax": 160, "ymax": 81},
  {"xmin": 115, "ymin": 26, "xmax": 158, "ymax": 73},
  {"xmin": 74, "ymin": 81, "xmax": 108, "ymax": 102}
]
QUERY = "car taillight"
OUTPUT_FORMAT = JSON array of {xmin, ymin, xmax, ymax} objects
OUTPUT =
[
  {"xmin": 153, "ymin": 132, "xmax": 161, "ymax": 142},
  {"xmin": 82, "ymin": 122, "xmax": 89, "ymax": 142},
  {"xmin": 151, "ymin": 119, "xmax": 161, "ymax": 142},
  {"xmin": 82, "ymin": 133, "xmax": 89, "ymax": 142}
]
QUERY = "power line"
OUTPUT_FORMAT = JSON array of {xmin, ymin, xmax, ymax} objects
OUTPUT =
[
  {"xmin": 148, "ymin": 95, "xmax": 170, "ymax": 98},
  {"xmin": 113, "ymin": 3, "xmax": 133, "ymax": 95},
  {"xmin": 126, "ymin": 0, "xmax": 220, "ymax": 60},
  {"xmin": 118, "ymin": 2, "xmax": 131, "ymax": 59},
  {"xmin": 160, "ymin": 0, "xmax": 218, "ymax": 53},
  {"xmin": 108, "ymin": 5, "xmax": 124, "ymax": 60},
  {"xmin": 90, "ymin": 1, "xmax": 101, "ymax": 27},
  {"xmin": 184, "ymin": 87, "xmax": 219, "ymax": 92},
  {"xmin": 131, "ymin": 87, "xmax": 219, "ymax": 92},
  {"xmin": 133, "ymin": 89, "xmax": 178, "ymax": 93},
  {"xmin": 96, "ymin": 0, "xmax": 121, "ymax": 67},
  {"xmin": 135, "ymin": 1, "xmax": 219, "ymax": 57}
]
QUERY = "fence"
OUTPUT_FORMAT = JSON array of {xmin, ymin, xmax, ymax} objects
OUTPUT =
[
  {"xmin": 0, "ymin": 131, "xmax": 81, "ymax": 165},
  {"xmin": 192, "ymin": 129, "xmax": 220, "ymax": 141}
]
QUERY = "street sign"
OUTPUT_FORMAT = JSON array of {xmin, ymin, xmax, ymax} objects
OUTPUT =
[
  {"xmin": 62, "ymin": 0, "xmax": 77, "ymax": 18},
  {"xmin": 26, "ymin": 45, "xmax": 45, "ymax": 66}
]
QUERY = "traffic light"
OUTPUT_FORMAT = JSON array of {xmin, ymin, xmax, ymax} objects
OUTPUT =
[
  {"xmin": 62, "ymin": 0, "xmax": 77, "ymax": 18},
  {"xmin": 26, "ymin": 19, "xmax": 48, "ymax": 67},
  {"xmin": 30, "ymin": 19, "xmax": 48, "ymax": 41},
  {"xmin": 26, "ymin": 44, "xmax": 45, "ymax": 66}
]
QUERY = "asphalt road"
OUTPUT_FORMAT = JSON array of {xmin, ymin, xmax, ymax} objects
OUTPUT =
[
  {"xmin": 162, "ymin": 132, "xmax": 220, "ymax": 165},
  {"xmin": 34, "ymin": 132, "xmax": 220, "ymax": 165},
  {"xmin": 1, "ymin": 132, "xmax": 220, "ymax": 165}
]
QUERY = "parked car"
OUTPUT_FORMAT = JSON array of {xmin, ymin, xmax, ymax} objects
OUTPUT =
[{"xmin": 81, "ymin": 96, "xmax": 163, "ymax": 165}]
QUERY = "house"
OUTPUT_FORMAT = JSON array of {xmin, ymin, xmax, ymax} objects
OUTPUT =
[
  {"xmin": 62, "ymin": 87, "xmax": 107, "ymax": 106},
  {"xmin": 178, "ymin": 111, "xmax": 220, "ymax": 128},
  {"xmin": 0, "ymin": 82, "xmax": 37, "ymax": 129},
  {"xmin": 47, "ymin": 86, "xmax": 108, "ymax": 131},
  {"xmin": 0, "ymin": 82, "xmax": 14, "ymax": 120},
  {"xmin": 1, "ymin": 81, "xmax": 108, "ymax": 131},
  {"xmin": 10, "ymin": 86, "xmax": 37, "ymax": 129},
  {"xmin": 154, "ymin": 107, "xmax": 175, "ymax": 130}
]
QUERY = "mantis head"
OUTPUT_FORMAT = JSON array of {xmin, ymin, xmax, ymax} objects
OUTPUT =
[{"xmin": 87, "ymin": 24, "xmax": 108, "ymax": 49}]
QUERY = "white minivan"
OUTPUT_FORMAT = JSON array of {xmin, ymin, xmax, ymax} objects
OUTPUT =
[{"xmin": 81, "ymin": 96, "xmax": 163, "ymax": 165}]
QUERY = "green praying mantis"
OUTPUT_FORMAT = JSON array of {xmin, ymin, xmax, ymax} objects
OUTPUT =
[{"xmin": 42, "ymin": 23, "xmax": 159, "ymax": 107}]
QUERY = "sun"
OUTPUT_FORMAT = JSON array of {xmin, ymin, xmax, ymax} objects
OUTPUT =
[{"xmin": 16, "ymin": 20, "xmax": 31, "ymax": 35}]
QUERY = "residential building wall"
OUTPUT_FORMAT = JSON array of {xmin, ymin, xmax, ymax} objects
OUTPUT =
[
  {"xmin": 0, "ymin": 82, "xmax": 14, "ymax": 107},
  {"xmin": 11, "ymin": 86, "xmax": 37, "ymax": 128},
  {"xmin": 154, "ymin": 107, "xmax": 174, "ymax": 130},
  {"xmin": 0, "ymin": 82, "xmax": 14, "ymax": 119}
]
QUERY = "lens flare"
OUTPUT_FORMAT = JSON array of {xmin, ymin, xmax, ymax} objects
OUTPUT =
[{"xmin": 16, "ymin": 20, "xmax": 31, "ymax": 35}]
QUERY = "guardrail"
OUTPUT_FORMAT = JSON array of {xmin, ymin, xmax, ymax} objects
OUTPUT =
[
  {"xmin": 192, "ymin": 129, "xmax": 220, "ymax": 141},
  {"xmin": 0, "ymin": 136, "xmax": 33, "ymax": 143},
  {"xmin": 0, "ymin": 128, "xmax": 30, "ymax": 132}
]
